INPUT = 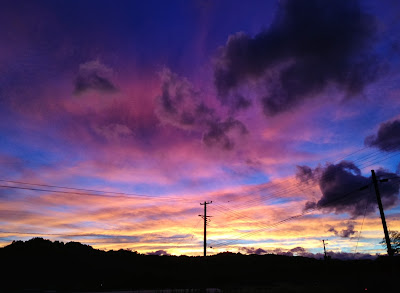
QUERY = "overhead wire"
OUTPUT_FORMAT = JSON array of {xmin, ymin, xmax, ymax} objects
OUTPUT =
[
  {"xmin": 175, "ymin": 217, "xmax": 203, "ymax": 248},
  {"xmin": 354, "ymin": 185, "xmax": 373, "ymax": 254},
  {"xmin": 0, "ymin": 179, "xmax": 158, "ymax": 196},
  {"xmin": 1, "ymin": 143, "xmax": 399, "ymax": 251},
  {"xmin": 0, "ymin": 183, "xmax": 196, "ymax": 202},
  {"xmin": 206, "ymin": 146, "xmax": 400, "ymax": 245},
  {"xmin": 210, "ymin": 172, "xmax": 400, "ymax": 250},
  {"xmin": 209, "ymin": 184, "xmax": 372, "ymax": 249},
  {"xmin": 212, "ymin": 147, "xmax": 400, "ymax": 214},
  {"xmin": 223, "ymin": 145, "xmax": 372, "ymax": 204}
]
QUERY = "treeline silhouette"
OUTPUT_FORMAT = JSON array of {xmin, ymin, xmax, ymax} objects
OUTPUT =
[{"xmin": 0, "ymin": 238, "xmax": 398, "ymax": 292}]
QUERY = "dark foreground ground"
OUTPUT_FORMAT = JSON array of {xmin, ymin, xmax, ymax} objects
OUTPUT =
[{"xmin": 1, "ymin": 238, "xmax": 399, "ymax": 292}]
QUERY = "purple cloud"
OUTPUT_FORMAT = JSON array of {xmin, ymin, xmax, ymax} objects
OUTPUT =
[
  {"xmin": 146, "ymin": 249, "xmax": 170, "ymax": 256},
  {"xmin": 328, "ymin": 222, "xmax": 357, "ymax": 238},
  {"xmin": 155, "ymin": 68, "xmax": 248, "ymax": 150},
  {"xmin": 214, "ymin": 0, "xmax": 381, "ymax": 115},
  {"xmin": 240, "ymin": 246, "xmax": 375, "ymax": 260},
  {"xmin": 365, "ymin": 119, "xmax": 400, "ymax": 151},
  {"xmin": 74, "ymin": 60, "xmax": 117, "ymax": 95},
  {"xmin": 297, "ymin": 161, "xmax": 400, "ymax": 217}
]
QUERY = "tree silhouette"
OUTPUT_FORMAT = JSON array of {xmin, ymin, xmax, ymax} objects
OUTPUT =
[
  {"xmin": 380, "ymin": 230, "xmax": 400, "ymax": 255},
  {"xmin": 1, "ymin": 237, "xmax": 400, "ymax": 292}
]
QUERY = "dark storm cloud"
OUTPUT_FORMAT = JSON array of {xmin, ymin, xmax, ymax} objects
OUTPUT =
[
  {"xmin": 365, "ymin": 119, "xmax": 400, "ymax": 151},
  {"xmin": 328, "ymin": 222, "xmax": 357, "ymax": 238},
  {"xmin": 297, "ymin": 161, "xmax": 400, "ymax": 217},
  {"xmin": 215, "ymin": 0, "xmax": 380, "ymax": 115},
  {"xmin": 74, "ymin": 60, "xmax": 117, "ymax": 95},
  {"xmin": 155, "ymin": 68, "xmax": 248, "ymax": 150}
]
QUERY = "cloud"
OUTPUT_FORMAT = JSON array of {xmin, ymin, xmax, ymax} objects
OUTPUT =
[
  {"xmin": 239, "ymin": 246, "xmax": 308, "ymax": 257},
  {"xmin": 328, "ymin": 222, "xmax": 357, "ymax": 238},
  {"xmin": 340, "ymin": 222, "xmax": 357, "ymax": 238},
  {"xmin": 155, "ymin": 68, "xmax": 214, "ymax": 130},
  {"xmin": 0, "ymin": 153, "xmax": 26, "ymax": 179},
  {"xmin": 202, "ymin": 117, "xmax": 248, "ymax": 150},
  {"xmin": 297, "ymin": 161, "xmax": 400, "ymax": 217},
  {"xmin": 146, "ymin": 249, "xmax": 170, "ymax": 256},
  {"xmin": 239, "ymin": 247, "xmax": 267, "ymax": 255},
  {"xmin": 93, "ymin": 123, "xmax": 134, "ymax": 141},
  {"xmin": 229, "ymin": 94, "xmax": 252, "ymax": 112},
  {"xmin": 74, "ymin": 60, "xmax": 117, "ymax": 95},
  {"xmin": 214, "ymin": 0, "xmax": 380, "ymax": 115},
  {"xmin": 64, "ymin": 234, "xmax": 143, "ymax": 243},
  {"xmin": 155, "ymin": 68, "xmax": 248, "ymax": 150},
  {"xmin": 240, "ymin": 246, "xmax": 375, "ymax": 260},
  {"xmin": 289, "ymin": 246, "xmax": 306, "ymax": 254},
  {"xmin": 325, "ymin": 251, "xmax": 375, "ymax": 260},
  {"xmin": 295, "ymin": 165, "xmax": 314, "ymax": 184},
  {"xmin": 364, "ymin": 119, "xmax": 400, "ymax": 151}
]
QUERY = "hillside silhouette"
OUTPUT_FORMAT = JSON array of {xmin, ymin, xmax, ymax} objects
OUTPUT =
[{"xmin": 1, "ymin": 238, "xmax": 399, "ymax": 292}]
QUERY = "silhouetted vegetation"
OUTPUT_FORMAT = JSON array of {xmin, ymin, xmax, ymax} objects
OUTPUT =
[
  {"xmin": 1, "ymin": 238, "xmax": 399, "ymax": 292},
  {"xmin": 381, "ymin": 230, "xmax": 400, "ymax": 255}
]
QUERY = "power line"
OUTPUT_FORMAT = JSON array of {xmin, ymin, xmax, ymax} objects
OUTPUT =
[
  {"xmin": 217, "ymin": 145, "xmax": 375, "ymax": 205},
  {"xmin": 175, "ymin": 217, "xmax": 203, "ymax": 248},
  {"xmin": 354, "ymin": 185, "xmax": 373, "ymax": 254},
  {"xmin": 206, "ymin": 150, "xmax": 400, "ymax": 244},
  {"xmin": 1, "ymin": 144, "xmax": 399, "ymax": 253},
  {"xmin": 210, "ymin": 172, "xmax": 399, "ymax": 251},
  {"xmin": 0, "ymin": 179, "xmax": 152, "ymax": 196},
  {"xmin": 0, "ymin": 183, "xmax": 194, "ymax": 202},
  {"xmin": 212, "ymin": 148, "xmax": 400, "ymax": 215},
  {"xmin": 209, "ymin": 184, "xmax": 372, "ymax": 249}
]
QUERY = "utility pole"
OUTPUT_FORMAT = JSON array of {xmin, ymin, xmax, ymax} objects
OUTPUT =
[
  {"xmin": 371, "ymin": 170, "xmax": 393, "ymax": 257},
  {"xmin": 199, "ymin": 201, "xmax": 212, "ymax": 257},
  {"xmin": 322, "ymin": 239, "xmax": 328, "ymax": 260}
]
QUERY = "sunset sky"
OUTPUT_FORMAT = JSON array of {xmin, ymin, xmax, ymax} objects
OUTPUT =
[{"xmin": 1, "ymin": 0, "xmax": 400, "ymax": 257}]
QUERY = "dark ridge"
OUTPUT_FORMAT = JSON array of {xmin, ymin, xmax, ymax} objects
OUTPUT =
[{"xmin": 0, "ymin": 238, "xmax": 398, "ymax": 292}]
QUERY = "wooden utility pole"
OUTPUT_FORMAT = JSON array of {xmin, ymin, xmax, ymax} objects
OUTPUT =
[
  {"xmin": 199, "ymin": 201, "xmax": 212, "ymax": 257},
  {"xmin": 371, "ymin": 170, "xmax": 393, "ymax": 257},
  {"xmin": 322, "ymin": 239, "xmax": 328, "ymax": 260}
]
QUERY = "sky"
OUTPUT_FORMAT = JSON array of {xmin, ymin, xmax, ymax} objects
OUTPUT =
[{"xmin": 1, "ymin": 0, "xmax": 400, "ymax": 258}]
